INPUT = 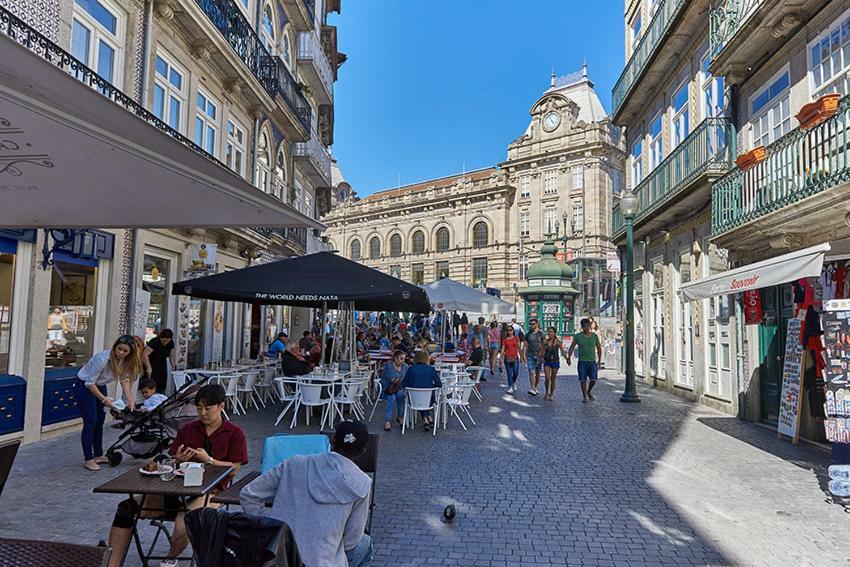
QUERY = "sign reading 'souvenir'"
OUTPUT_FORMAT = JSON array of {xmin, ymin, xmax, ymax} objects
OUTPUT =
[{"xmin": 254, "ymin": 294, "xmax": 340, "ymax": 301}]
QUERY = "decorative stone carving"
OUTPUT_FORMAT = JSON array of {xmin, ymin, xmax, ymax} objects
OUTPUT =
[
  {"xmin": 155, "ymin": 0, "xmax": 174, "ymax": 21},
  {"xmin": 192, "ymin": 41, "xmax": 213, "ymax": 61},
  {"xmin": 225, "ymin": 78, "xmax": 244, "ymax": 96},
  {"xmin": 768, "ymin": 233, "xmax": 802, "ymax": 249},
  {"xmin": 771, "ymin": 13, "xmax": 800, "ymax": 38}
]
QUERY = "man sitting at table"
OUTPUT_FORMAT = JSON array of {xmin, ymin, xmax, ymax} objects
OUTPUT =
[
  {"xmin": 267, "ymin": 332, "xmax": 288, "ymax": 359},
  {"xmin": 282, "ymin": 341, "xmax": 314, "ymax": 377},
  {"xmin": 390, "ymin": 335, "xmax": 409, "ymax": 356},
  {"xmin": 298, "ymin": 330, "xmax": 314, "ymax": 353},
  {"xmin": 240, "ymin": 420, "xmax": 373, "ymax": 567},
  {"xmin": 105, "ymin": 384, "xmax": 248, "ymax": 567}
]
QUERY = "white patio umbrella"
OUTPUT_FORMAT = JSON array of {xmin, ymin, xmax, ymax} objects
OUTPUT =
[
  {"xmin": 422, "ymin": 278, "xmax": 516, "ymax": 346},
  {"xmin": 421, "ymin": 278, "xmax": 516, "ymax": 314}
]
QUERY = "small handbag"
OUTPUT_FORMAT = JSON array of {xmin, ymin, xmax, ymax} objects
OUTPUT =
[{"xmin": 385, "ymin": 380, "xmax": 401, "ymax": 395}]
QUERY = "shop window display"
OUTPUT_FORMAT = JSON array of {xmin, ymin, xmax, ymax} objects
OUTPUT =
[{"xmin": 46, "ymin": 261, "xmax": 97, "ymax": 369}]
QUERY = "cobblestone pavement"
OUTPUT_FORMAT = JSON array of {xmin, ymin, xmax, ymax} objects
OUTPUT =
[{"xmin": 1, "ymin": 366, "xmax": 848, "ymax": 566}]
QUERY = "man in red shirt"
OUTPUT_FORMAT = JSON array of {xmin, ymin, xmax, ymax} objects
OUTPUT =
[{"xmin": 106, "ymin": 384, "xmax": 247, "ymax": 567}]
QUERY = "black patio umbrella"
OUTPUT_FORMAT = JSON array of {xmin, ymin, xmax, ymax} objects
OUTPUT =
[{"xmin": 171, "ymin": 251, "xmax": 430, "ymax": 313}]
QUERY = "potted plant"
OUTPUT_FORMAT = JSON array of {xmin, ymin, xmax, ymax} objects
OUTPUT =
[
  {"xmin": 735, "ymin": 146, "xmax": 767, "ymax": 170},
  {"xmin": 796, "ymin": 93, "xmax": 841, "ymax": 129}
]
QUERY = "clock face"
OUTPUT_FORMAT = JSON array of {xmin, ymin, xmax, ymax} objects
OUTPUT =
[{"xmin": 543, "ymin": 111, "xmax": 561, "ymax": 132}]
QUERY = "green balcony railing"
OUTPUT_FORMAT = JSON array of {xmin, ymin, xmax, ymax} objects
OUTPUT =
[
  {"xmin": 712, "ymin": 95, "xmax": 850, "ymax": 236},
  {"xmin": 613, "ymin": 117, "xmax": 735, "ymax": 237},
  {"xmin": 709, "ymin": 0, "xmax": 765, "ymax": 60},
  {"xmin": 611, "ymin": 0, "xmax": 687, "ymax": 117}
]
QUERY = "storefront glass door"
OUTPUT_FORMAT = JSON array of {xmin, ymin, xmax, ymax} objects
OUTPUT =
[{"xmin": 706, "ymin": 295, "xmax": 732, "ymax": 399}]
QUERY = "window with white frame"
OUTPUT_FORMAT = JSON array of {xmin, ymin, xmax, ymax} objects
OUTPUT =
[
  {"xmin": 520, "ymin": 211, "xmax": 530, "ymax": 237},
  {"xmin": 152, "ymin": 52, "xmax": 185, "ymax": 132},
  {"xmin": 750, "ymin": 70, "xmax": 791, "ymax": 148},
  {"xmin": 518, "ymin": 256, "xmax": 528, "ymax": 280},
  {"xmin": 631, "ymin": 139, "xmax": 643, "ymax": 187},
  {"xmin": 543, "ymin": 209, "xmax": 556, "ymax": 235},
  {"xmin": 194, "ymin": 90, "xmax": 219, "ymax": 156},
  {"xmin": 572, "ymin": 165, "xmax": 585, "ymax": 189},
  {"xmin": 260, "ymin": 3, "xmax": 276, "ymax": 55},
  {"xmin": 520, "ymin": 175, "xmax": 531, "ymax": 198},
  {"xmin": 70, "ymin": 0, "xmax": 123, "ymax": 87},
  {"xmin": 543, "ymin": 169, "xmax": 558, "ymax": 195},
  {"xmin": 672, "ymin": 81, "xmax": 690, "ymax": 147},
  {"xmin": 256, "ymin": 131, "xmax": 272, "ymax": 193},
  {"xmin": 273, "ymin": 148, "xmax": 286, "ymax": 201},
  {"xmin": 225, "ymin": 118, "xmax": 246, "ymax": 177},
  {"xmin": 810, "ymin": 10, "xmax": 850, "ymax": 97},
  {"xmin": 648, "ymin": 112, "xmax": 663, "ymax": 171},
  {"xmin": 304, "ymin": 192, "xmax": 313, "ymax": 219},
  {"xmin": 629, "ymin": 12, "xmax": 642, "ymax": 55},
  {"xmin": 701, "ymin": 53, "xmax": 725, "ymax": 119},
  {"xmin": 571, "ymin": 199, "xmax": 584, "ymax": 234}
]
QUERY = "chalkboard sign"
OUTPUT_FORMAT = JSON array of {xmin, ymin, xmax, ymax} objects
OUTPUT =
[{"xmin": 777, "ymin": 317, "xmax": 805, "ymax": 443}]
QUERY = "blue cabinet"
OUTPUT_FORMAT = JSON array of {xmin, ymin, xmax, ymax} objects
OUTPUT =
[
  {"xmin": 42, "ymin": 370, "xmax": 82, "ymax": 425},
  {"xmin": 0, "ymin": 375, "xmax": 26, "ymax": 435}
]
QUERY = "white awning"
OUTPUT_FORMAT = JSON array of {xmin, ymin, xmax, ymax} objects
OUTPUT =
[
  {"xmin": 421, "ymin": 278, "xmax": 516, "ymax": 314},
  {"xmin": 0, "ymin": 28, "xmax": 322, "ymax": 230},
  {"xmin": 679, "ymin": 243, "xmax": 830, "ymax": 302}
]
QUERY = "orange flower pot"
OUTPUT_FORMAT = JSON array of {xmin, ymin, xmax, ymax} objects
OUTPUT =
[
  {"xmin": 796, "ymin": 93, "xmax": 841, "ymax": 129},
  {"xmin": 735, "ymin": 146, "xmax": 767, "ymax": 171}
]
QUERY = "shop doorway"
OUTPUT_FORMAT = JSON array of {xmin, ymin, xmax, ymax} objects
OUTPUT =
[
  {"xmin": 759, "ymin": 285, "xmax": 795, "ymax": 423},
  {"xmin": 706, "ymin": 295, "xmax": 732, "ymax": 399}
]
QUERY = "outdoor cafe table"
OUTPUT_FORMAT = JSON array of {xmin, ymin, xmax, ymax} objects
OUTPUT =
[
  {"xmin": 211, "ymin": 470, "xmax": 262, "ymax": 507},
  {"xmin": 93, "ymin": 464, "xmax": 233, "ymax": 566},
  {"xmin": 301, "ymin": 371, "xmax": 348, "ymax": 429}
]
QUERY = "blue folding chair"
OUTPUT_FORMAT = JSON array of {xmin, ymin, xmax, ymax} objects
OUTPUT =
[{"xmin": 260, "ymin": 434, "xmax": 330, "ymax": 473}]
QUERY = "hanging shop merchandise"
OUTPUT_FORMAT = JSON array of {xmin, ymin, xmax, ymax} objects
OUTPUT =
[{"xmin": 822, "ymin": 299, "xmax": 850, "ymax": 443}]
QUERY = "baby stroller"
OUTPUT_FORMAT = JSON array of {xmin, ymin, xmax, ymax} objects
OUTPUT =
[{"xmin": 104, "ymin": 377, "xmax": 208, "ymax": 466}]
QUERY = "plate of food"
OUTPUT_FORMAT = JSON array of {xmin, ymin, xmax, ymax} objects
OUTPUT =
[{"xmin": 139, "ymin": 462, "xmax": 173, "ymax": 476}]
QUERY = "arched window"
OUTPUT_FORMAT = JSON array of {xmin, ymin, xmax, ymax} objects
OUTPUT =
[
  {"xmin": 412, "ymin": 231, "xmax": 425, "ymax": 254},
  {"xmin": 390, "ymin": 234, "xmax": 402, "ymax": 257},
  {"xmin": 273, "ymin": 148, "xmax": 286, "ymax": 201},
  {"xmin": 280, "ymin": 24, "xmax": 293, "ymax": 68},
  {"xmin": 435, "ymin": 227, "xmax": 450, "ymax": 252},
  {"xmin": 369, "ymin": 237, "xmax": 380, "ymax": 259},
  {"xmin": 260, "ymin": 3, "xmax": 275, "ymax": 54},
  {"xmin": 472, "ymin": 221, "xmax": 488, "ymax": 248},
  {"xmin": 255, "ymin": 131, "xmax": 271, "ymax": 194},
  {"xmin": 350, "ymin": 239, "xmax": 361, "ymax": 259}
]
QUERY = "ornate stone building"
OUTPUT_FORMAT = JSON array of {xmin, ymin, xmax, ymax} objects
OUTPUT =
[{"xmin": 323, "ymin": 69, "xmax": 625, "ymax": 314}]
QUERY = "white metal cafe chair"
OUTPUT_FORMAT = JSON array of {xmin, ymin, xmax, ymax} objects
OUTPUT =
[
  {"xmin": 290, "ymin": 380, "xmax": 333, "ymax": 431},
  {"xmin": 402, "ymin": 387, "xmax": 440, "ymax": 437},
  {"xmin": 465, "ymin": 366, "xmax": 487, "ymax": 400},
  {"xmin": 443, "ymin": 382, "xmax": 477, "ymax": 430},
  {"xmin": 273, "ymin": 376, "xmax": 300, "ymax": 427},
  {"xmin": 253, "ymin": 367, "xmax": 276, "ymax": 407},
  {"xmin": 334, "ymin": 376, "xmax": 368, "ymax": 421},
  {"xmin": 237, "ymin": 370, "xmax": 261, "ymax": 412},
  {"xmin": 222, "ymin": 374, "xmax": 244, "ymax": 416}
]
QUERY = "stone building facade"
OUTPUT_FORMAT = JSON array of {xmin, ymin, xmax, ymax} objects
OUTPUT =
[{"xmin": 323, "ymin": 70, "xmax": 624, "ymax": 315}]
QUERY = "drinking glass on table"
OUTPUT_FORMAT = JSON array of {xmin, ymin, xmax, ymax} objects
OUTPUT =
[{"xmin": 160, "ymin": 458, "xmax": 176, "ymax": 481}]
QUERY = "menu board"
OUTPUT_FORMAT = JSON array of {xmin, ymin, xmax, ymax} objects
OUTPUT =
[
  {"xmin": 777, "ymin": 317, "xmax": 804, "ymax": 441},
  {"xmin": 822, "ymin": 299, "xmax": 850, "ymax": 443}
]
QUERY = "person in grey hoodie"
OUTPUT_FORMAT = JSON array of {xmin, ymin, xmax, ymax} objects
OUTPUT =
[{"xmin": 240, "ymin": 420, "xmax": 373, "ymax": 567}]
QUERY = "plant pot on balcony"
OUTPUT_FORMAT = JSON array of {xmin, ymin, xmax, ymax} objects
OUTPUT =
[
  {"xmin": 796, "ymin": 93, "xmax": 841, "ymax": 129},
  {"xmin": 735, "ymin": 146, "xmax": 767, "ymax": 171}
]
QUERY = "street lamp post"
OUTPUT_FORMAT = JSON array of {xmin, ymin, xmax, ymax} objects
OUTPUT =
[{"xmin": 620, "ymin": 192, "xmax": 641, "ymax": 403}]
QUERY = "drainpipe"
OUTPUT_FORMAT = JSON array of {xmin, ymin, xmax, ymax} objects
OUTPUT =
[{"xmin": 127, "ymin": 0, "xmax": 155, "ymax": 334}]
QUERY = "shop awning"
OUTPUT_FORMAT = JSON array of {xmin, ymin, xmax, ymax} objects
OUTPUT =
[
  {"xmin": 0, "ymin": 15, "xmax": 321, "ymax": 230},
  {"xmin": 679, "ymin": 243, "xmax": 830, "ymax": 301}
]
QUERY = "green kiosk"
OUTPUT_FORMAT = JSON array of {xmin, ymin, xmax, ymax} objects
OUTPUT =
[{"xmin": 519, "ymin": 237, "xmax": 579, "ymax": 336}]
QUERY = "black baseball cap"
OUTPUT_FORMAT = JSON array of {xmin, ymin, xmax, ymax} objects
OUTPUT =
[{"xmin": 332, "ymin": 420, "xmax": 368, "ymax": 458}]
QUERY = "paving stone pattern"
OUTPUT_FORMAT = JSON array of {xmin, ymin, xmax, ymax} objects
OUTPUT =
[{"xmin": 1, "ymin": 367, "xmax": 848, "ymax": 566}]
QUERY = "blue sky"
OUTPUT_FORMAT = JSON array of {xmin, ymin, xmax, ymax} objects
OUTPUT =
[{"xmin": 330, "ymin": 0, "xmax": 625, "ymax": 197}]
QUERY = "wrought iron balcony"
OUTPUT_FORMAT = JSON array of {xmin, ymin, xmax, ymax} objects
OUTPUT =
[
  {"xmin": 297, "ymin": 31, "xmax": 333, "ymax": 103},
  {"xmin": 0, "ymin": 4, "xmax": 221, "ymax": 167},
  {"xmin": 194, "ymin": 0, "xmax": 310, "ymax": 132},
  {"xmin": 294, "ymin": 130, "xmax": 331, "ymax": 185},
  {"xmin": 709, "ymin": 0, "xmax": 765, "ymax": 60},
  {"xmin": 612, "ymin": 117, "xmax": 735, "ymax": 237},
  {"xmin": 611, "ymin": 0, "xmax": 687, "ymax": 119},
  {"xmin": 302, "ymin": 0, "xmax": 315, "ymax": 25},
  {"xmin": 712, "ymin": 96, "xmax": 850, "ymax": 236}
]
